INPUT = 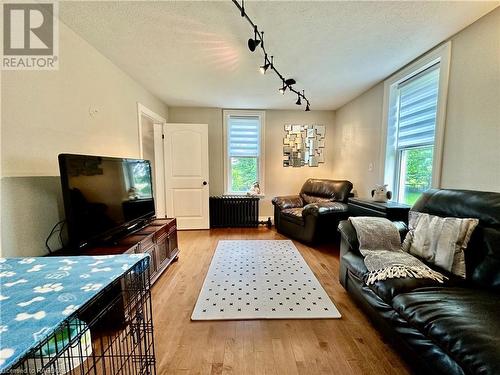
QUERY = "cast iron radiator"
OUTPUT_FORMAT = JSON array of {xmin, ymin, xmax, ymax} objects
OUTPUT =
[{"xmin": 210, "ymin": 195, "xmax": 260, "ymax": 228}]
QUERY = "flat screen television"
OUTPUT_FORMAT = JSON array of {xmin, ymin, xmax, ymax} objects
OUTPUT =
[{"xmin": 59, "ymin": 154, "xmax": 155, "ymax": 249}]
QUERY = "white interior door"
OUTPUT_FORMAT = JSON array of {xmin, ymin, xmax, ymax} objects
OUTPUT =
[{"xmin": 163, "ymin": 123, "xmax": 209, "ymax": 229}]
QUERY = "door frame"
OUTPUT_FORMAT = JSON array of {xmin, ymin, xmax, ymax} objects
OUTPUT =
[
  {"xmin": 137, "ymin": 102, "xmax": 167, "ymax": 157},
  {"xmin": 136, "ymin": 102, "xmax": 167, "ymax": 218}
]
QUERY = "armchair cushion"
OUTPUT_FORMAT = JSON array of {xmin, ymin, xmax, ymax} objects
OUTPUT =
[
  {"xmin": 272, "ymin": 195, "xmax": 304, "ymax": 210},
  {"xmin": 302, "ymin": 202, "xmax": 348, "ymax": 217},
  {"xmin": 280, "ymin": 207, "xmax": 305, "ymax": 225},
  {"xmin": 300, "ymin": 179, "xmax": 353, "ymax": 203}
]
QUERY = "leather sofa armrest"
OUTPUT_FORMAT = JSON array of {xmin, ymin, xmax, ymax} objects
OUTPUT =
[
  {"xmin": 393, "ymin": 221, "xmax": 409, "ymax": 242},
  {"xmin": 272, "ymin": 195, "xmax": 304, "ymax": 209},
  {"xmin": 302, "ymin": 202, "xmax": 349, "ymax": 217},
  {"xmin": 337, "ymin": 220, "xmax": 360, "ymax": 252}
]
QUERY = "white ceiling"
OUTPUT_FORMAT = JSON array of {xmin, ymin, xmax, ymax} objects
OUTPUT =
[{"xmin": 59, "ymin": 1, "xmax": 498, "ymax": 110}]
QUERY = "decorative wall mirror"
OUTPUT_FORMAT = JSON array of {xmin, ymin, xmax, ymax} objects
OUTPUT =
[{"xmin": 283, "ymin": 124, "xmax": 325, "ymax": 167}]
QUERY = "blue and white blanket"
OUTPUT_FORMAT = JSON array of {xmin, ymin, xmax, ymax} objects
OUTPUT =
[{"xmin": 0, "ymin": 254, "xmax": 149, "ymax": 372}]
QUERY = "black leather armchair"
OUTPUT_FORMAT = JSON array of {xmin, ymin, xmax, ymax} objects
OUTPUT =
[
  {"xmin": 338, "ymin": 189, "xmax": 500, "ymax": 375},
  {"xmin": 272, "ymin": 178, "xmax": 353, "ymax": 243}
]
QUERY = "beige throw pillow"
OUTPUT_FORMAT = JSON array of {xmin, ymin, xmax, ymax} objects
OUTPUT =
[{"xmin": 402, "ymin": 211, "xmax": 479, "ymax": 278}]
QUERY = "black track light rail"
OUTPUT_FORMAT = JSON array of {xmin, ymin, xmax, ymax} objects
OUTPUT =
[{"xmin": 232, "ymin": 0, "xmax": 311, "ymax": 111}]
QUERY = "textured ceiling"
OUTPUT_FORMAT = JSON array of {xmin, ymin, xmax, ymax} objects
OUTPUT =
[{"xmin": 59, "ymin": 1, "xmax": 499, "ymax": 110}]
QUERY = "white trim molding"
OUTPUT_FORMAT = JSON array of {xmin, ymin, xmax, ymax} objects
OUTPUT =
[
  {"xmin": 223, "ymin": 109, "xmax": 266, "ymax": 196},
  {"xmin": 136, "ymin": 102, "xmax": 167, "ymax": 158},
  {"xmin": 379, "ymin": 42, "xmax": 451, "ymax": 194}
]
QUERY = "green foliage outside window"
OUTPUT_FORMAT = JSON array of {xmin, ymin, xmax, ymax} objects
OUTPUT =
[
  {"xmin": 130, "ymin": 162, "xmax": 152, "ymax": 198},
  {"xmin": 231, "ymin": 157, "xmax": 258, "ymax": 192},
  {"xmin": 401, "ymin": 146, "xmax": 433, "ymax": 205}
]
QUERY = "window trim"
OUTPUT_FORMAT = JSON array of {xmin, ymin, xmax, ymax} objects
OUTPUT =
[
  {"xmin": 380, "ymin": 42, "xmax": 451, "ymax": 202},
  {"xmin": 223, "ymin": 109, "xmax": 266, "ymax": 195}
]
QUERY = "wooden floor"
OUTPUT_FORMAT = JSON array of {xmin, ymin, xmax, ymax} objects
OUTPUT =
[{"xmin": 151, "ymin": 228, "xmax": 411, "ymax": 375}]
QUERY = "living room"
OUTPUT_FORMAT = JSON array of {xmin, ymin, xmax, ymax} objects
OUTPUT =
[{"xmin": 1, "ymin": 1, "xmax": 499, "ymax": 375}]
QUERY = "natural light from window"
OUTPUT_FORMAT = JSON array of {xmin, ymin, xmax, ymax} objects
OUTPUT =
[
  {"xmin": 386, "ymin": 62, "xmax": 442, "ymax": 205},
  {"xmin": 224, "ymin": 112, "xmax": 264, "ymax": 194}
]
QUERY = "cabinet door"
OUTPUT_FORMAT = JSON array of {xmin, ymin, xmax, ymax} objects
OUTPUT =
[
  {"xmin": 156, "ymin": 239, "xmax": 168, "ymax": 267},
  {"xmin": 167, "ymin": 231, "xmax": 178, "ymax": 259},
  {"xmin": 145, "ymin": 246, "xmax": 157, "ymax": 279}
]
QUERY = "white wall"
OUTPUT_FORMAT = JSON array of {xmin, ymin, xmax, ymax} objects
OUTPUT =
[
  {"xmin": 1, "ymin": 20, "xmax": 168, "ymax": 256},
  {"xmin": 440, "ymin": 8, "xmax": 500, "ymax": 190},
  {"xmin": 330, "ymin": 83, "xmax": 384, "ymax": 198},
  {"xmin": 332, "ymin": 7, "xmax": 500, "ymax": 198},
  {"xmin": 168, "ymin": 107, "xmax": 336, "ymax": 217}
]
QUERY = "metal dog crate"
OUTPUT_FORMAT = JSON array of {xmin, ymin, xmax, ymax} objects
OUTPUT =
[{"xmin": 5, "ymin": 257, "xmax": 156, "ymax": 375}]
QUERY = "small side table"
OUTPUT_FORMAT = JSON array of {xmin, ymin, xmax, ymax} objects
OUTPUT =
[{"xmin": 348, "ymin": 198, "xmax": 411, "ymax": 223}]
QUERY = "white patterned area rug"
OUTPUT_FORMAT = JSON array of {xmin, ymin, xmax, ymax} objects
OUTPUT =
[{"xmin": 191, "ymin": 240, "xmax": 341, "ymax": 320}]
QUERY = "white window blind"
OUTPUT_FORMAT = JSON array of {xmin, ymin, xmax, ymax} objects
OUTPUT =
[
  {"xmin": 228, "ymin": 116, "xmax": 260, "ymax": 157},
  {"xmin": 396, "ymin": 64, "xmax": 440, "ymax": 148}
]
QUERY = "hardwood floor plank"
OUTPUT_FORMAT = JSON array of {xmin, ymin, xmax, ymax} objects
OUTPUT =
[{"xmin": 151, "ymin": 228, "xmax": 410, "ymax": 375}]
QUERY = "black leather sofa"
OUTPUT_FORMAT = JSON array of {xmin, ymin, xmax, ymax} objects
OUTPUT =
[
  {"xmin": 338, "ymin": 189, "xmax": 500, "ymax": 375},
  {"xmin": 272, "ymin": 178, "xmax": 353, "ymax": 244}
]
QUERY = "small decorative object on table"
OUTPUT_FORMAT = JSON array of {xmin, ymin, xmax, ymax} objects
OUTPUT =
[
  {"xmin": 371, "ymin": 184, "xmax": 392, "ymax": 203},
  {"xmin": 247, "ymin": 181, "xmax": 261, "ymax": 196},
  {"xmin": 127, "ymin": 186, "xmax": 139, "ymax": 200}
]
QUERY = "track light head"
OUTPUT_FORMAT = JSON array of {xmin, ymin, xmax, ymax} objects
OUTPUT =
[
  {"xmin": 248, "ymin": 26, "xmax": 261, "ymax": 52},
  {"xmin": 295, "ymin": 95, "xmax": 302, "ymax": 106},
  {"xmin": 305, "ymin": 102, "xmax": 310, "ymax": 112},
  {"xmin": 248, "ymin": 38, "xmax": 260, "ymax": 52},
  {"xmin": 284, "ymin": 79, "xmax": 296, "ymax": 86},
  {"xmin": 260, "ymin": 54, "xmax": 271, "ymax": 74}
]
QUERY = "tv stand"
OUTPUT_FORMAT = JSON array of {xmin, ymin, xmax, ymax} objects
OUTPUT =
[{"xmin": 54, "ymin": 218, "xmax": 178, "ymax": 285}]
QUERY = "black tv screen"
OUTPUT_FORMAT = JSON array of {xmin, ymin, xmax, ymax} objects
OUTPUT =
[{"xmin": 59, "ymin": 154, "xmax": 155, "ymax": 249}]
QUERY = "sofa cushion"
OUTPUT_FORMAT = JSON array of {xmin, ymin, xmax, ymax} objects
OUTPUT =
[
  {"xmin": 412, "ymin": 189, "xmax": 500, "ymax": 287},
  {"xmin": 392, "ymin": 287, "xmax": 500, "ymax": 375},
  {"xmin": 342, "ymin": 248, "xmax": 468, "ymax": 304},
  {"xmin": 402, "ymin": 211, "xmax": 479, "ymax": 278},
  {"xmin": 368, "ymin": 267, "xmax": 469, "ymax": 304}
]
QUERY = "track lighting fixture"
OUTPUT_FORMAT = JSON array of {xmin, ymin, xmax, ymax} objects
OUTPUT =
[
  {"xmin": 233, "ymin": 0, "xmax": 311, "ymax": 111},
  {"xmin": 260, "ymin": 55, "xmax": 272, "ymax": 74},
  {"xmin": 279, "ymin": 83, "xmax": 286, "ymax": 95},
  {"xmin": 247, "ymin": 26, "xmax": 261, "ymax": 52}
]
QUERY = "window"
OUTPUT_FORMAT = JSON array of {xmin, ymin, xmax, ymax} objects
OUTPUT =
[
  {"xmin": 223, "ymin": 110, "xmax": 265, "ymax": 194},
  {"xmin": 382, "ymin": 43, "xmax": 450, "ymax": 205}
]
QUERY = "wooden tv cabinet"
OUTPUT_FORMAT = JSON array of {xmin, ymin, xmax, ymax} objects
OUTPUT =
[{"xmin": 55, "ymin": 218, "xmax": 179, "ymax": 285}]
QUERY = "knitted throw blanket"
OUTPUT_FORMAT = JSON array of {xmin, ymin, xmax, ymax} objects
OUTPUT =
[{"xmin": 349, "ymin": 217, "xmax": 446, "ymax": 285}]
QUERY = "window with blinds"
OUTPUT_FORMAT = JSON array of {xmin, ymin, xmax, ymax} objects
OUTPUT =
[
  {"xmin": 391, "ymin": 63, "xmax": 441, "ymax": 205},
  {"xmin": 225, "ymin": 114, "xmax": 263, "ymax": 193},
  {"xmin": 396, "ymin": 64, "xmax": 440, "ymax": 149}
]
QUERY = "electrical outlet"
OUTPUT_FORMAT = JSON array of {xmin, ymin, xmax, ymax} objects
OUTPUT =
[{"xmin": 368, "ymin": 162, "xmax": 374, "ymax": 172}]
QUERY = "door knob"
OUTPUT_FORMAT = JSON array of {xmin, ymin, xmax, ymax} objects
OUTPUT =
[{"xmin": 203, "ymin": 181, "xmax": 208, "ymax": 186}]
